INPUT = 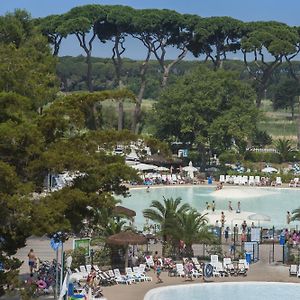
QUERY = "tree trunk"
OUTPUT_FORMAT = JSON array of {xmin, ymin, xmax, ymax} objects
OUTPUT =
[
  {"xmin": 86, "ymin": 54, "xmax": 93, "ymax": 92},
  {"xmin": 118, "ymin": 101, "xmax": 124, "ymax": 131},
  {"xmin": 132, "ymin": 48, "xmax": 151, "ymax": 133},
  {"xmin": 185, "ymin": 244, "xmax": 194, "ymax": 258},
  {"xmin": 297, "ymin": 96, "xmax": 300, "ymax": 150},
  {"xmin": 256, "ymin": 86, "xmax": 265, "ymax": 108}
]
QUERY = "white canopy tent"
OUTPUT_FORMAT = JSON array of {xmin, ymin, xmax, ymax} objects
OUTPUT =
[
  {"xmin": 261, "ymin": 166, "xmax": 278, "ymax": 173},
  {"xmin": 182, "ymin": 161, "xmax": 198, "ymax": 179},
  {"xmin": 131, "ymin": 163, "xmax": 158, "ymax": 171}
]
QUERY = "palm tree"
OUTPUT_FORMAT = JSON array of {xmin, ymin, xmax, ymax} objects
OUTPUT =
[
  {"xmin": 274, "ymin": 138, "xmax": 293, "ymax": 162},
  {"xmin": 143, "ymin": 197, "xmax": 190, "ymax": 255},
  {"xmin": 176, "ymin": 210, "xmax": 214, "ymax": 257},
  {"xmin": 291, "ymin": 208, "xmax": 300, "ymax": 222}
]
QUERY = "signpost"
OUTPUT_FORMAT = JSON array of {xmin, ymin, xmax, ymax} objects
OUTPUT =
[{"xmin": 73, "ymin": 238, "xmax": 91, "ymax": 257}]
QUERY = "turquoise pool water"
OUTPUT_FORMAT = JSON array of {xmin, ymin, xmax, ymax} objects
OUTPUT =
[
  {"xmin": 144, "ymin": 282, "xmax": 300, "ymax": 300},
  {"xmin": 119, "ymin": 186, "xmax": 300, "ymax": 229}
]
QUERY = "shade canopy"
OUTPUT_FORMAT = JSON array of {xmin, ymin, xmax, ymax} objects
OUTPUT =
[
  {"xmin": 261, "ymin": 167, "xmax": 277, "ymax": 173},
  {"xmin": 248, "ymin": 213, "xmax": 271, "ymax": 222},
  {"xmin": 182, "ymin": 161, "xmax": 198, "ymax": 179},
  {"xmin": 131, "ymin": 163, "xmax": 158, "ymax": 171},
  {"xmin": 112, "ymin": 206, "xmax": 136, "ymax": 218},
  {"xmin": 107, "ymin": 231, "xmax": 147, "ymax": 246}
]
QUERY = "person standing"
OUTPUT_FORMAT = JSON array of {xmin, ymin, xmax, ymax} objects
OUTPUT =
[
  {"xmin": 287, "ymin": 211, "xmax": 291, "ymax": 225},
  {"xmin": 212, "ymin": 201, "xmax": 216, "ymax": 212},
  {"xmin": 236, "ymin": 201, "xmax": 241, "ymax": 213},
  {"xmin": 206, "ymin": 202, "xmax": 211, "ymax": 210},
  {"xmin": 27, "ymin": 249, "xmax": 37, "ymax": 275},
  {"xmin": 224, "ymin": 227, "xmax": 229, "ymax": 243},
  {"xmin": 155, "ymin": 261, "xmax": 163, "ymax": 283},
  {"xmin": 228, "ymin": 201, "xmax": 233, "ymax": 212},
  {"xmin": 221, "ymin": 211, "xmax": 225, "ymax": 227}
]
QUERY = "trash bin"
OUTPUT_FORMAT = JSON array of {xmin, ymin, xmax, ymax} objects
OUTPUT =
[
  {"xmin": 208, "ymin": 177, "xmax": 213, "ymax": 184},
  {"xmin": 245, "ymin": 252, "xmax": 251, "ymax": 264}
]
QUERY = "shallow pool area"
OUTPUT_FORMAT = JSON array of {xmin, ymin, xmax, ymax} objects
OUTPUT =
[
  {"xmin": 119, "ymin": 186, "xmax": 300, "ymax": 229},
  {"xmin": 144, "ymin": 282, "xmax": 300, "ymax": 300}
]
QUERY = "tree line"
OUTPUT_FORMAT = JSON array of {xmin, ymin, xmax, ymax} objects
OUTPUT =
[{"xmin": 33, "ymin": 4, "xmax": 300, "ymax": 133}]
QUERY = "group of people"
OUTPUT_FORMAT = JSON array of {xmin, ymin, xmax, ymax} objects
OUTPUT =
[{"xmin": 206, "ymin": 200, "xmax": 241, "ymax": 215}]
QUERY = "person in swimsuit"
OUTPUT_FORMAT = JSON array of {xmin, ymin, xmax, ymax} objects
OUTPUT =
[{"xmin": 28, "ymin": 249, "xmax": 36, "ymax": 275}]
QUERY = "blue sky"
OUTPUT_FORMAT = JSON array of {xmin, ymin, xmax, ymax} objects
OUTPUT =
[{"xmin": 1, "ymin": 0, "xmax": 299, "ymax": 59}]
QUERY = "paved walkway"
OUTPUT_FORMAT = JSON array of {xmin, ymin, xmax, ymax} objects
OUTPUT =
[{"xmin": 13, "ymin": 237, "xmax": 300, "ymax": 300}]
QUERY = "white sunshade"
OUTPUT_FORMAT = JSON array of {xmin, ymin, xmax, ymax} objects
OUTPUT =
[
  {"xmin": 131, "ymin": 163, "xmax": 158, "ymax": 171},
  {"xmin": 248, "ymin": 213, "xmax": 271, "ymax": 222},
  {"xmin": 156, "ymin": 166, "xmax": 169, "ymax": 171},
  {"xmin": 182, "ymin": 161, "xmax": 198, "ymax": 179},
  {"xmin": 261, "ymin": 167, "xmax": 278, "ymax": 173}
]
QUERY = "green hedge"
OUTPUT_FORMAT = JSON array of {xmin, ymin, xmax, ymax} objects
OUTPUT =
[{"xmin": 244, "ymin": 151, "xmax": 281, "ymax": 163}]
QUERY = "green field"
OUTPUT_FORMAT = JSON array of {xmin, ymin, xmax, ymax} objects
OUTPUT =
[{"xmin": 258, "ymin": 100, "xmax": 298, "ymax": 141}]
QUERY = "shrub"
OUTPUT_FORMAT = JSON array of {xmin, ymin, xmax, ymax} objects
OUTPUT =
[
  {"xmin": 244, "ymin": 151, "xmax": 281, "ymax": 163},
  {"xmin": 65, "ymin": 247, "xmax": 86, "ymax": 270},
  {"xmin": 219, "ymin": 151, "xmax": 242, "ymax": 164}
]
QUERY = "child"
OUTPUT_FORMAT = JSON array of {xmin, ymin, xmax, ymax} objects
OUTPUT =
[{"xmin": 155, "ymin": 261, "xmax": 163, "ymax": 283}]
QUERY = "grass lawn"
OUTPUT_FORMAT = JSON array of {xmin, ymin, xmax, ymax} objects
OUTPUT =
[{"xmin": 258, "ymin": 100, "xmax": 298, "ymax": 142}]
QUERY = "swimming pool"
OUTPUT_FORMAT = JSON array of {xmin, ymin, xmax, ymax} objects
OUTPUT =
[
  {"xmin": 119, "ymin": 186, "xmax": 300, "ymax": 229},
  {"xmin": 144, "ymin": 282, "xmax": 300, "ymax": 300}
]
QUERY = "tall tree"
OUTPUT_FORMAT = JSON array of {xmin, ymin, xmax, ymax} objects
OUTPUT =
[
  {"xmin": 63, "ymin": 5, "xmax": 106, "ymax": 92},
  {"xmin": 153, "ymin": 66, "xmax": 259, "ymax": 155},
  {"xmin": 94, "ymin": 5, "xmax": 134, "ymax": 131},
  {"xmin": 241, "ymin": 21, "xmax": 299, "ymax": 107},
  {"xmin": 37, "ymin": 14, "xmax": 66, "ymax": 56},
  {"xmin": 190, "ymin": 16, "xmax": 244, "ymax": 69}
]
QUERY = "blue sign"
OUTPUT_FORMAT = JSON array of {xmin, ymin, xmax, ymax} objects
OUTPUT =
[
  {"xmin": 50, "ymin": 238, "xmax": 61, "ymax": 251},
  {"xmin": 279, "ymin": 234, "xmax": 285, "ymax": 246},
  {"xmin": 204, "ymin": 264, "xmax": 214, "ymax": 278}
]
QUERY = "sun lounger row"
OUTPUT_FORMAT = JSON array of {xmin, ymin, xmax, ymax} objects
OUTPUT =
[
  {"xmin": 210, "ymin": 255, "xmax": 248, "ymax": 277},
  {"xmin": 289, "ymin": 178, "xmax": 300, "ymax": 188},
  {"xmin": 220, "ymin": 175, "xmax": 282, "ymax": 186},
  {"xmin": 75, "ymin": 264, "xmax": 152, "ymax": 285},
  {"xmin": 289, "ymin": 264, "xmax": 300, "ymax": 277}
]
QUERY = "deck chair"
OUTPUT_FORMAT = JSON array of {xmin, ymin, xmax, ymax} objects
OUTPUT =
[
  {"xmin": 113, "ymin": 268, "xmax": 135, "ymax": 285},
  {"xmin": 175, "ymin": 263, "xmax": 185, "ymax": 277},
  {"xmin": 237, "ymin": 263, "xmax": 247, "ymax": 276},
  {"xmin": 191, "ymin": 268, "xmax": 202, "ymax": 278},
  {"xmin": 215, "ymin": 262, "xmax": 228, "ymax": 277},
  {"xmin": 254, "ymin": 176, "xmax": 260, "ymax": 186},
  {"xmin": 248, "ymin": 176, "xmax": 255, "ymax": 186},
  {"xmin": 242, "ymin": 176, "xmax": 248, "ymax": 185},
  {"xmin": 276, "ymin": 177, "xmax": 282, "ymax": 186},
  {"xmin": 125, "ymin": 267, "xmax": 144, "ymax": 282},
  {"xmin": 79, "ymin": 265, "xmax": 87, "ymax": 273},
  {"xmin": 219, "ymin": 175, "xmax": 225, "ymax": 183},
  {"xmin": 239, "ymin": 259, "xmax": 250, "ymax": 270},
  {"xmin": 210, "ymin": 255, "xmax": 219, "ymax": 268},
  {"xmin": 191, "ymin": 257, "xmax": 201, "ymax": 272},
  {"xmin": 290, "ymin": 264, "xmax": 298, "ymax": 276},
  {"xmin": 133, "ymin": 266, "xmax": 152, "ymax": 281},
  {"xmin": 225, "ymin": 175, "xmax": 231, "ymax": 183},
  {"xmin": 85, "ymin": 264, "xmax": 92, "ymax": 273},
  {"xmin": 145, "ymin": 255, "xmax": 154, "ymax": 268},
  {"xmin": 223, "ymin": 258, "xmax": 235, "ymax": 275}
]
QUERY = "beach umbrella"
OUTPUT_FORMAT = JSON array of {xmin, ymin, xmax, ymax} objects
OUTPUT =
[
  {"xmin": 248, "ymin": 213, "xmax": 271, "ymax": 226},
  {"xmin": 156, "ymin": 166, "xmax": 169, "ymax": 171},
  {"xmin": 107, "ymin": 231, "xmax": 147, "ymax": 268},
  {"xmin": 112, "ymin": 206, "xmax": 136, "ymax": 218},
  {"xmin": 261, "ymin": 167, "xmax": 278, "ymax": 173},
  {"xmin": 182, "ymin": 161, "xmax": 198, "ymax": 179},
  {"xmin": 131, "ymin": 163, "xmax": 158, "ymax": 171}
]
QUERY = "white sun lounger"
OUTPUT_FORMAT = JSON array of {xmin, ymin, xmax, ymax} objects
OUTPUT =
[
  {"xmin": 276, "ymin": 177, "xmax": 282, "ymax": 186},
  {"xmin": 113, "ymin": 268, "xmax": 135, "ymax": 285},
  {"xmin": 191, "ymin": 257, "xmax": 201, "ymax": 272},
  {"xmin": 176, "ymin": 263, "xmax": 185, "ymax": 277},
  {"xmin": 219, "ymin": 175, "xmax": 225, "ymax": 183},
  {"xmin": 290, "ymin": 264, "xmax": 298, "ymax": 276},
  {"xmin": 210, "ymin": 255, "xmax": 219, "ymax": 268},
  {"xmin": 145, "ymin": 255, "xmax": 154, "ymax": 268},
  {"xmin": 254, "ymin": 176, "xmax": 260, "ymax": 186},
  {"xmin": 248, "ymin": 176, "xmax": 255, "ymax": 186}
]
